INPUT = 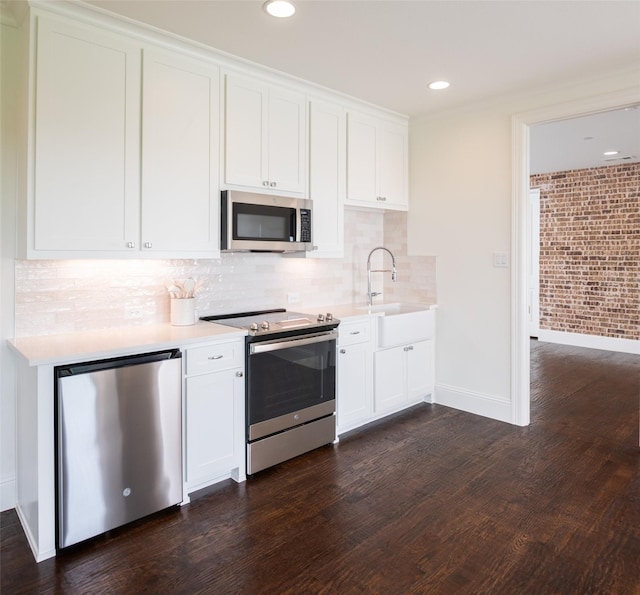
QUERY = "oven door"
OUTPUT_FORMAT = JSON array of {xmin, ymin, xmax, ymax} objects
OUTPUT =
[{"xmin": 247, "ymin": 330, "xmax": 337, "ymax": 441}]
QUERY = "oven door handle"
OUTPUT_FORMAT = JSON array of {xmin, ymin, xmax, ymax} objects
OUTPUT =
[{"xmin": 249, "ymin": 330, "xmax": 338, "ymax": 355}]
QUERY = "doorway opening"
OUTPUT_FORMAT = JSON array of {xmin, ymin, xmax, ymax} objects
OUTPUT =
[{"xmin": 511, "ymin": 88, "xmax": 640, "ymax": 427}]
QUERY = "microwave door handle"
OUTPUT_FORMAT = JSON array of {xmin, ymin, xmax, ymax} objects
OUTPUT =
[
  {"xmin": 295, "ymin": 208, "xmax": 300, "ymax": 242},
  {"xmin": 249, "ymin": 331, "xmax": 338, "ymax": 355}
]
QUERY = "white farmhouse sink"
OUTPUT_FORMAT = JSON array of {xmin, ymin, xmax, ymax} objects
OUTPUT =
[{"xmin": 356, "ymin": 303, "xmax": 435, "ymax": 348}]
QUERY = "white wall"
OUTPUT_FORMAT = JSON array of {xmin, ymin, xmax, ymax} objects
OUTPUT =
[
  {"xmin": 408, "ymin": 64, "xmax": 640, "ymax": 423},
  {"xmin": 1, "ymin": 18, "xmax": 18, "ymax": 511}
]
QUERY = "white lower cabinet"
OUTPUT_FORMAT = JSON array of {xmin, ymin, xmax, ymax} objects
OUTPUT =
[
  {"xmin": 336, "ymin": 319, "xmax": 373, "ymax": 433},
  {"xmin": 374, "ymin": 340, "xmax": 434, "ymax": 414},
  {"xmin": 373, "ymin": 344, "xmax": 405, "ymax": 413},
  {"xmin": 337, "ymin": 310, "xmax": 436, "ymax": 436},
  {"xmin": 184, "ymin": 339, "xmax": 246, "ymax": 491}
]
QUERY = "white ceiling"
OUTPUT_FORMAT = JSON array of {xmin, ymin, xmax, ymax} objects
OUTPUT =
[
  {"xmin": 27, "ymin": 1, "xmax": 640, "ymax": 173},
  {"xmin": 83, "ymin": 0, "xmax": 640, "ymax": 118},
  {"xmin": 530, "ymin": 107, "xmax": 640, "ymax": 174}
]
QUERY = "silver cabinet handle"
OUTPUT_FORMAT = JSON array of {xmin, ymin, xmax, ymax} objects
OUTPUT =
[
  {"xmin": 340, "ymin": 349, "xmax": 346, "ymax": 354},
  {"xmin": 263, "ymin": 181, "xmax": 269, "ymax": 186},
  {"xmin": 349, "ymin": 331, "xmax": 361, "ymax": 335},
  {"xmin": 127, "ymin": 242, "xmax": 135, "ymax": 248},
  {"xmin": 144, "ymin": 242, "xmax": 152, "ymax": 249},
  {"xmin": 270, "ymin": 182, "xmax": 276, "ymax": 187},
  {"xmin": 208, "ymin": 355, "xmax": 224, "ymax": 360},
  {"xmin": 236, "ymin": 371, "xmax": 244, "ymax": 377},
  {"xmin": 404, "ymin": 345, "xmax": 414, "ymax": 352}
]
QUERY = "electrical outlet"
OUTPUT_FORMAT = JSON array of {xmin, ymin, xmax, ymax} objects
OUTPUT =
[
  {"xmin": 287, "ymin": 292, "xmax": 300, "ymax": 304},
  {"xmin": 124, "ymin": 307, "xmax": 144, "ymax": 320}
]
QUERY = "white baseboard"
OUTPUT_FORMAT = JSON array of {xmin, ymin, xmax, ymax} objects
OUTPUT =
[
  {"xmin": 538, "ymin": 329, "xmax": 640, "ymax": 355},
  {"xmin": 0, "ymin": 476, "xmax": 15, "ymax": 512},
  {"xmin": 15, "ymin": 504, "xmax": 56, "ymax": 562},
  {"xmin": 434, "ymin": 383, "xmax": 512, "ymax": 423}
]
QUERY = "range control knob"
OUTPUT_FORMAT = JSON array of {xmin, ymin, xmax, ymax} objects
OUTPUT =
[
  {"xmin": 260, "ymin": 320, "xmax": 270, "ymax": 330},
  {"xmin": 326, "ymin": 313, "xmax": 333, "ymax": 321},
  {"xmin": 317, "ymin": 314, "xmax": 325, "ymax": 322},
  {"xmin": 249, "ymin": 322, "xmax": 259, "ymax": 332}
]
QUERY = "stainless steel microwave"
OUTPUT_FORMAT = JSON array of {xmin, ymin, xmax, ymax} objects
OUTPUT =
[{"xmin": 220, "ymin": 190, "xmax": 312, "ymax": 252}]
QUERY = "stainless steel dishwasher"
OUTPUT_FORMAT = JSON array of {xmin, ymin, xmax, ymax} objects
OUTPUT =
[{"xmin": 55, "ymin": 349, "xmax": 183, "ymax": 549}]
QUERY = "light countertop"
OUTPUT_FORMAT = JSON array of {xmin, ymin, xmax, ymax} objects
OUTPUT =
[{"xmin": 9, "ymin": 321, "xmax": 246, "ymax": 367}]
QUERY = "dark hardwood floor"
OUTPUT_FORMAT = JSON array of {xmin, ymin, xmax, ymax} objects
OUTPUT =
[{"xmin": 2, "ymin": 340, "xmax": 639, "ymax": 594}]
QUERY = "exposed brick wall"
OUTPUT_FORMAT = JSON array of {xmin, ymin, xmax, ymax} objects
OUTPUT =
[{"xmin": 531, "ymin": 163, "xmax": 639, "ymax": 340}]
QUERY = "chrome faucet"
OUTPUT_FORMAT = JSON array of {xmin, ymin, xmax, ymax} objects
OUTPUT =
[{"xmin": 367, "ymin": 246, "xmax": 397, "ymax": 306}]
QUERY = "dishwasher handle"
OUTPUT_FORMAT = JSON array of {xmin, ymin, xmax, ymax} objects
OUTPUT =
[{"xmin": 56, "ymin": 349, "xmax": 182, "ymax": 377}]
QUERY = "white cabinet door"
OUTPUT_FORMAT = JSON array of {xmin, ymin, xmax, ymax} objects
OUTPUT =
[
  {"xmin": 308, "ymin": 99, "xmax": 345, "ymax": 258},
  {"xmin": 375, "ymin": 340, "xmax": 435, "ymax": 413},
  {"xmin": 374, "ymin": 346, "xmax": 405, "ymax": 413},
  {"xmin": 346, "ymin": 112, "xmax": 377, "ymax": 205},
  {"xmin": 337, "ymin": 341, "xmax": 372, "ymax": 432},
  {"xmin": 224, "ymin": 75, "xmax": 268, "ymax": 190},
  {"xmin": 346, "ymin": 110, "xmax": 408, "ymax": 210},
  {"xmin": 33, "ymin": 17, "xmax": 141, "ymax": 252},
  {"xmin": 377, "ymin": 120, "xmax": 407, "ymax": 209},
  {"xmin": 268, "ymin": 86, "xmax": 306, "ymax": 194},
  {"xmin": 141, "ymin": 49, "xmax": 220, "ymax": 255},
  {"xmin": 406, "ymin": 340, "xmax": 434, "ymax": 403},
  {"xmin": 224, "ymin": 74, "xmax": 306, "ymax": 195},
  {"xmin": 185, "ymin": 367, "xmax": 243, "ymax": 490}
]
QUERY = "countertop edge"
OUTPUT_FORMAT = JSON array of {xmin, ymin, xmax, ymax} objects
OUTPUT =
[{"xmin": 9, "ymin": 322, "xmax": 247, "ymax": 367}]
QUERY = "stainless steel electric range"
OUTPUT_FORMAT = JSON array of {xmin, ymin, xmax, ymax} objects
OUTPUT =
[{"xmin": 201, "ymin": 309, "xmax": 340, "ymax": 474}]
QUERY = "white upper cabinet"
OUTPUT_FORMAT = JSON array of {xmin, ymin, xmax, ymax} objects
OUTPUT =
[
  {"xmin": 346, "ymin": 110, "xmax": 408, "ymax": 210},
  {"xmin": 18, "ymin": 6, "xmax": 411, "ymax": 259},
  {"xmin": 141, "ymin": 49, "xmax": 220, "ymax": 255},
  {"xmin": 32, "ymin": 17, "xmax": 141, "ymax": 253},
  {"xmin": 224, "ymin": 74, "xmax": 306, "ymax": 196},
  {"xmin": 307, "ymin": 99, "xmax": 346, "ymax": 258},
  {"xmin": 377, "ymin": 121, "xmax": 407, "ymax": 207},
  {"xmin": 23, "ymin": 15, "xmax": 222, "ymax": 258}
]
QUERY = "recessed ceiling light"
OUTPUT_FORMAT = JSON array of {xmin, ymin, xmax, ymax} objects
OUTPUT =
[
  {"xmin": 603, "ymin": 150, "xmax": 620, "ymax": 156},
  {"xmin": 263, "ymin": 0, "xmax": 295, "ymax": 18},
  {"xmin": 428, "ymin": 81, "xmax": 450, "ymax": 91}
]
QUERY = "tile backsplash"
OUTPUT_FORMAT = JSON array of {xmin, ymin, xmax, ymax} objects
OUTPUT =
[{"xmin": 15, "ymin": 209, "xmax": 436, "ymax": 337}]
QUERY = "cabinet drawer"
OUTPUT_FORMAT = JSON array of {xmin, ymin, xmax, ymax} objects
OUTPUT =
[
  {"xmin": 186, "ymin": 341, "xmax": 244, "ymax": 375},
  {"xmin": 338, "ymin": 320, "xmax": 370, "ymax": 346}
]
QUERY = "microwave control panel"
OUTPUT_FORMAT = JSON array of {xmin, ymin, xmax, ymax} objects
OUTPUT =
[{"xmin": 300, "ymin": 209, "xmax": 312, "ymax": 242}]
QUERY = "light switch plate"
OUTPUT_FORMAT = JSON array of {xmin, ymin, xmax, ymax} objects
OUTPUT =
[{"xmin": 493, "ymin": 252, "xmax": 509, "ymax": 268}]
